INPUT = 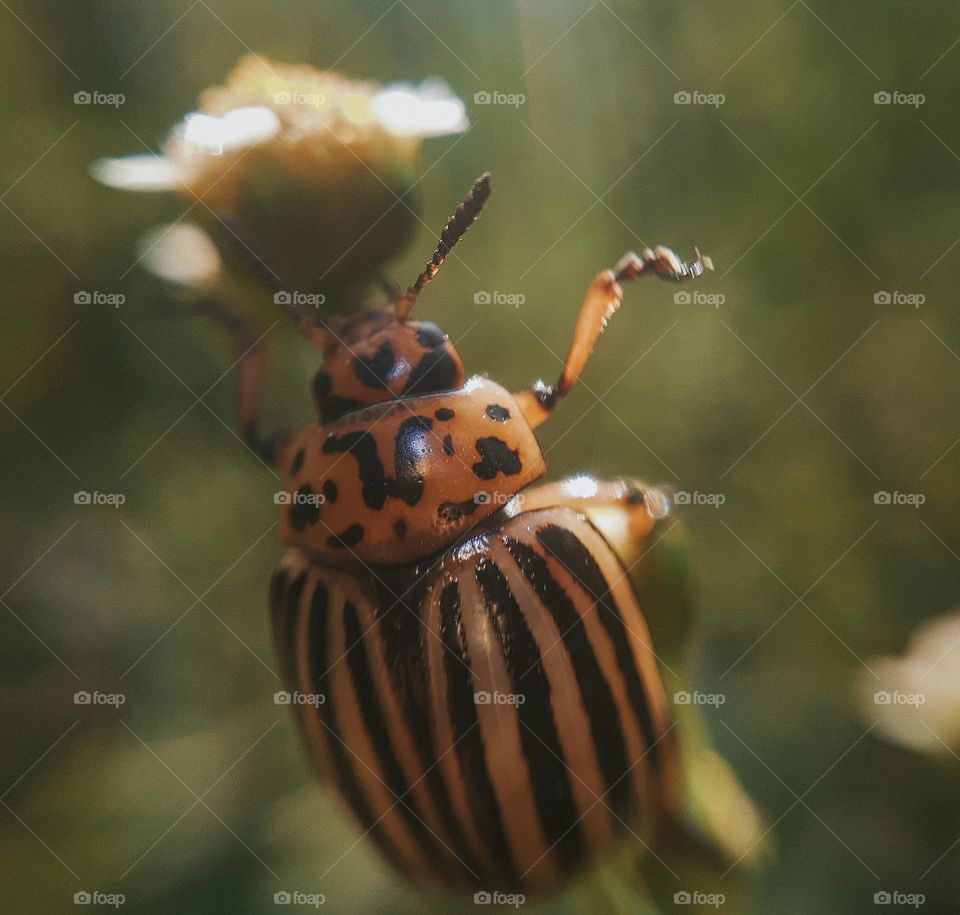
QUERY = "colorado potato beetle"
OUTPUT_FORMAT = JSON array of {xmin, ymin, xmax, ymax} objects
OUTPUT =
[{"xmin": 217, "ymin": 174, "xmax": 712, "ymax": 893}]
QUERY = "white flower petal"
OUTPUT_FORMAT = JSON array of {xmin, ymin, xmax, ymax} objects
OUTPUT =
[
  {"xmin": 138, "ymin": 223, "xmax": 222, "ymax": 288},
  {"xmin": 859, "ymin": 607, "xmax": 960, "ymax": 755},
  {"xmin": 179, "ymin": 105, "xmax": 280, "ymax": 156},
  {"xmin": 374, "ymin": 80, "xmax": 468, "ymax": 137},
  {"xmin": 90, "ymin": 154, "xmax": 184, "ymax": 191}
]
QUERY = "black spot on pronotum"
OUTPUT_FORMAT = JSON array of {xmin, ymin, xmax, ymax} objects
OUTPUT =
[
  {"xmin": 322, "ymin": 480, "xmax": 338, "ymax": 504},
  {"xmin": 394, "ymin": 519, "xmax": 407, "ymax": 538},
  {"xmin": 443, "ymin": 434, "xmax": 455, "ymax": 456},
  {"xmin": 326, "ymin": 524, "xmax": 364, "ymax": 549},
  {"xmin": 434, "ymin": 407, "xmax": 455, "ymax": 421},
  {"xmin": 415, "ymin": 323, "xmax": 446, "ymax": 348},
  {"xmin": 324, "ymin": 419, "xmax": 432, "ymax": 510},
  {"xmin": 437, "ymin": 498, "xmax": 481, "ymax": 524},
  {"xmin": 390, "ymin": 416, "xmax": 432, "ymax": 505},
  {"xmin": 314, "ymin": 369, "xmax": 361, "ymax": 423},
  {"xmin": 290, "ymin": 485, "xmax": 320, "ymax": 530},
  {"xmin": 354, "ymin": 341, "xmax": 397, "ymax": 390},
  {"xmin": 324, "ymin": 431, "xmax": 387, "ymax": 508},
  {"xmin": 472, "ymin": 437, "xmax": 522, "ymax": 480},
  {"xmin": 485, "ymin": 404, "xmax": 510, "ymax": 422},
  {"xmin": 405, "ymin": 347, "xmax": 458, "ymax": 396},
  {"xmin": 290, "ymin": 448, "xmax": 305, "ymax": 475}
]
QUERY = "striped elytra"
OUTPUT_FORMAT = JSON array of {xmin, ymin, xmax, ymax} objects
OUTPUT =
[
  {"xmin": 220, "ymin": 176, "xmax": 711, "ymax": 893},
  {"xmin": 270, "ymin": 506, "xmax": 677, "ymax": 892}
]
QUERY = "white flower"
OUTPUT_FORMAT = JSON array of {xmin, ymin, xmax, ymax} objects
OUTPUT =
[
  {"xmin": 91, "ymin": 58, "xmax": 466, "ymax": 194},
  {"xmin": 373, "ymin": 79, "xmax": 468, "ymax": 137},
  {"xmin": 859, "ymin": 608, "xmax": 960, "ymax": 755},
  {"xmin": 91, "ymin": 56, "xmax": 469, "ymax": 299}
]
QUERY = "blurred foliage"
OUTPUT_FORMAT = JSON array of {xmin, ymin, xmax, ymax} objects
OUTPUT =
[{"xmin": 3, "ymin": 1, "xmax": 960, "ymax": 913}]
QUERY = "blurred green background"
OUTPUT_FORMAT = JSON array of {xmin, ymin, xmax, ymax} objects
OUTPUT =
[{"xmin": 3, "ymin": 1, "xmax": 960, "ymax": 912}]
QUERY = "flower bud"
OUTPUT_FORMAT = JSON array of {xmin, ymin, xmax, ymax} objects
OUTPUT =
[{"xmin": 93, "ymin": 55, "xmax": 468, "ymax": 312}]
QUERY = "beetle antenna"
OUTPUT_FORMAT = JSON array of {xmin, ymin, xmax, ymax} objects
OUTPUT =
[{"xmin": 395, "ymin": 172, "xmax": 492, "ymax": 320}]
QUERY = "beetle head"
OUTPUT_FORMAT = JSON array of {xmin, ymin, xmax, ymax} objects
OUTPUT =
[
  {"xmin": 283, "ymin": 174, "xmax": 489, "ymax": 424},
  {"xmin": 309, "ymin": 306, "xmax": 465, "ymax": 423}
]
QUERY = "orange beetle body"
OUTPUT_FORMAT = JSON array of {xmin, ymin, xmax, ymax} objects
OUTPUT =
[
  {"xmin": 279, "ymin": 376, "xmax": 546, "ymax": 565},
  {"xmin": 215, "ymin": 174, "xmax": 713, "ymax": 893}
]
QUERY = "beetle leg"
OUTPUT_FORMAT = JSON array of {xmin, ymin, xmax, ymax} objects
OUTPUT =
[
  {"xmin": 171, "ymin": 295, "xmax": 289, "ymax": 466},
  {"xmin": 514, "ymin": 246, "xmax": 712, "ymax": 428}
]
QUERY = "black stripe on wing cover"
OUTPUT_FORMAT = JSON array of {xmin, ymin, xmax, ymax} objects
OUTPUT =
[
  {"xmin": 474, "ymin": 557, "xmax": 584, "ymax": 869},
  {"xmin": 536, "ymin": 524, "xmax": 661, "ymax": 772},
  {"xmin": 439, "ymin": 580, "xmax": 518, "ymax": 884},
  {"xmin": 373, "ymin": 574, "xmax": 483, "ymax": 881},
  {"xmin": 342, "ymin": 599, "xmax": 448, "ymax": 871},
  {"xmin": 270, "ymin": 567, "xmax": 306, "ymax": 690},
  {"xmin": 307, "ymin": 583, "xmax": 396, "ymax": 859},
  {"xmin": 503, "ymin": 535, "xmax": 634, "ymax": 816}
]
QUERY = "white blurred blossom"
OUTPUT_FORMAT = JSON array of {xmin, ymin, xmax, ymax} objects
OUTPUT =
[
  {"xmin": 91, "ymin": 56, "xmax": 468, "ymax": 302},
  {"xmin": 859, "ymin": 608, "xmax": 960, "ymax": 755}
]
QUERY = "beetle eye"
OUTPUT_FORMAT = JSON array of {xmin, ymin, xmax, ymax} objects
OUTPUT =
[{"xmin": 415, "ymin": 323, "xmax": 446, "ymax": 348}]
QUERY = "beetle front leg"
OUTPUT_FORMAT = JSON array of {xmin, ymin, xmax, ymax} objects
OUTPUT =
[
  {"xmin": 178, "ymin": 296, "xmax": 290, "ymax": 466},
  {"xmin": 514, "ymin": 246, "xmax": 712, "ymax": 429}
]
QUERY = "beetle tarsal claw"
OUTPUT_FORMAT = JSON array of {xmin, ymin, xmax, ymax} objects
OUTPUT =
[{"xmin": 614, "ymin": 246, "xmax": 714, "ymax": 283}]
